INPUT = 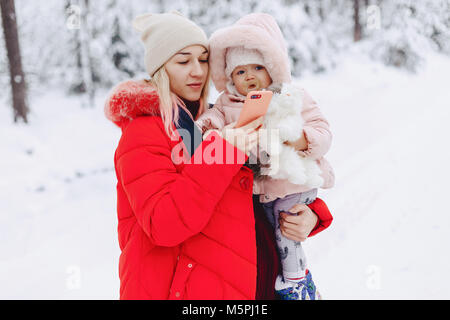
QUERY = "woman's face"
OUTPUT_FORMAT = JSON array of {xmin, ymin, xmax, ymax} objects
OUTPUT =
[{"xmin": 164, "ymin": 45, "xmax": 209, "ymax": 101}]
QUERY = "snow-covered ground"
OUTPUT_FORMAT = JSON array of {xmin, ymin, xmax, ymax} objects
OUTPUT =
[
  {"xmin": 302, "ymin": 50, "xmax": 450, "ymax": 299},
  {"xmin": 1, "ymin": 50, "xmax": 449, "ymax": 299}
]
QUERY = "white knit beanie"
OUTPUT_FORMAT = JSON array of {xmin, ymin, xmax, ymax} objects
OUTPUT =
[
  {"xmin": 225, "ymin": 47, "xmax": 266, "ymax": 78},
  {"xmin": 132, "ymin": 12, "xmax": 208, "ymax": 76}
]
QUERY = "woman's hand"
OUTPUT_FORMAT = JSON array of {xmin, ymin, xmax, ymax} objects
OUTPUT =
[
  {"xmin": 219, "ymin": 116, "xmax": 264, "ymax": 156},
  {"xmin": 279, "ymin": 203, "xmax": 318, "ymax": 242}
]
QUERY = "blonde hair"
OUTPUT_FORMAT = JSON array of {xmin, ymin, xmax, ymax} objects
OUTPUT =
[{"xmin": 148, "ymin": 66, "xmax": 210, "ymax": 137}]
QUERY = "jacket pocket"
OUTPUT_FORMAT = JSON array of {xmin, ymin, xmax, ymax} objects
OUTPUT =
[{"xmin": 168, "ymin": 255, "xmax": 197, "ymax": 300}]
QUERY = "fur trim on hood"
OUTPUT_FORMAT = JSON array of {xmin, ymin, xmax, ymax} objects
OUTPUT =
[
  {"xmin": 209, "ymin": 13, "xmax": 291, "ymax": 93},
  {"xmin": 104, "ymin": 79, "xmax": 160, "ymax": 127}
]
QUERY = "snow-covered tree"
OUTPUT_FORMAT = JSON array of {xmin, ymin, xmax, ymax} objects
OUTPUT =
[
  {"xmin": 363, "ymin": 0, "xmax": 450, "ymax": 72},
  {"xmin": 1, "ymin": 0, "xmax": 449, "ymax": 95}
]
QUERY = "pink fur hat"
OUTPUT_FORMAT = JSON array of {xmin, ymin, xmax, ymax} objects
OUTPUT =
[
  {"xmin": 209, "ymin": 13, "xmax": 292, "ymax": 93},
  {"xmin": 225, "ymin": 47, "xmax": 265, "ymax": 77}
]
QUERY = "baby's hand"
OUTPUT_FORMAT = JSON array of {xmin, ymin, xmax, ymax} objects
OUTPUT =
[
  {"xmin": 283, "ymin": 131, "xmax": 308, "ymax": 152},
  {"xmin": 195, "ymin": 118, "xmax": 213, "ymax": 134}
]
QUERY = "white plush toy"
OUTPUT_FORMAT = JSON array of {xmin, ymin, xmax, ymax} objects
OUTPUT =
[{"xmin": 258, "ymin": 83, "xmax": 324, "ymax": 188}]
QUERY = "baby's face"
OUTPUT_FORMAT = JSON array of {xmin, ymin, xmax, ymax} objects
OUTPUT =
[{"xmin": 231, "ymin": 64, "xmax": 273, "ymax": 96}]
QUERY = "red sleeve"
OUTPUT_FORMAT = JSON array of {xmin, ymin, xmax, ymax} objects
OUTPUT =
[
  {"xmin": 115, "ymin": 118, "xmax": 247, "ymax": 247},
  {"xmin": 307, "ymin": 197, "xmax": 333, "ymax": 237}
]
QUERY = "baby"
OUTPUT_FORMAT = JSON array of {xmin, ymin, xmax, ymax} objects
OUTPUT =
[{"xmin": 196, "ymin": 13, "xmax": 335, "ymax": 300}]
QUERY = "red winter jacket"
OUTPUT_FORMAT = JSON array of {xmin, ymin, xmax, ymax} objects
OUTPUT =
[{"xmin": 104, "ymin": 80, "xmax": 333, "ymax": 300}]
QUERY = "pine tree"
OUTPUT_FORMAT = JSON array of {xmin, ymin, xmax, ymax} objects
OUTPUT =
[{"xmin": 367, "ymin": 0, "xmax": 450, "ymax": 72}]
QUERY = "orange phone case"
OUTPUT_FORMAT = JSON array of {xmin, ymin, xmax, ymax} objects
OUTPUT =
[{"xmin": 235, "ymin": 90, "xmax": 273, "ymax": 128}]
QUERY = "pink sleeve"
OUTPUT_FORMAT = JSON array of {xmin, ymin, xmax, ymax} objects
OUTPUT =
[
  {"xmin": 298, "ymin": 89, "xmax": 332, "ymax": 160},
  {"xmin": 196, "ymin": 92, "xmax": 239, "ymax": 131},
  {"xmin": 196, "ymin": 106, "xmax": 226, "ymax": 131}
]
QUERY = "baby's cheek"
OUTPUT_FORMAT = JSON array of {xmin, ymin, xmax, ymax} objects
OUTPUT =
[{"xmin": 235, "ymin": 83, "xmax": 249, "ymax": 96}]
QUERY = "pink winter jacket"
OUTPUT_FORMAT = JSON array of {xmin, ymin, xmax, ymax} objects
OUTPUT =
[
  {"xmin": 203, "ymin": 12, "xmax": 335, "ymax": 202},
  {"xmin": 196, "ymin": 87, "xmax": 335, "ymax": 202}
]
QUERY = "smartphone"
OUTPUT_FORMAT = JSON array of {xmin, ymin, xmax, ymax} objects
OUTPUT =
[{"xmin": 235, "ymin": 90, "xmax": 273, "ymax": 128}]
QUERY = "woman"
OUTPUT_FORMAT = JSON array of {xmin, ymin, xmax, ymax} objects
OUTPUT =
[{"xmin": 104, "ymin": 12, "xmax": 332, "ymax": 300}]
